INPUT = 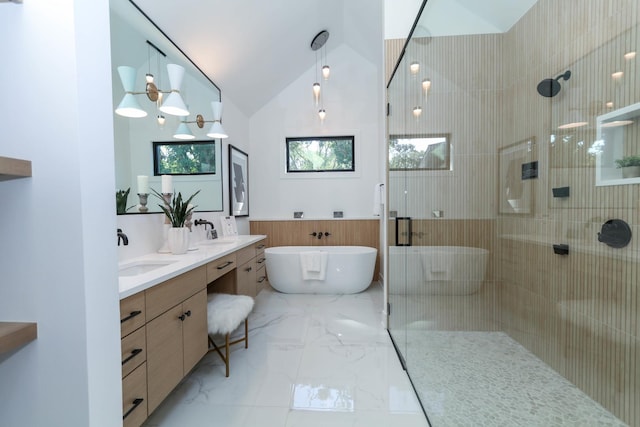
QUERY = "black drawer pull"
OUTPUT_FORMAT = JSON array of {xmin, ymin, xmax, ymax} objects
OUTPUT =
[
  {"xmin": 245, "ymin": 266, "xmax": 252, "ymax": 272},
  {"xmin": 216, "ymin": 261, "xmax": 234, "ymax": 270},
  {"xmin": 256, "ymin": 244, "xmax": 266, "ymax": 249},
  {"xmin": 122, "ymin": 348, "xmax": 143, "ymax": 365},
  {"xmin": 120, "ymin": 310, "xmax": 142, "ymax": 323},
  {"xmin": 257, "ymin": 257, "xmax": 266, "ymax": 264},
  {"xmin": 257, "ymin": 276, "xmax": 266, "ymax": 283},
  {"xmin": 123, "ymin": 398, "xmax": 144, "ymax": 420},
  {"xmin": 185, "ymin": 310, "xmax": 191, "ymax": 317},
  {"xmin": 178, "ymin": 314, "xmax": 186, "ymax": 321}
]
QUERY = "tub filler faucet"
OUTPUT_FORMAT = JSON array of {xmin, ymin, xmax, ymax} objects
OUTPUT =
[{"xmin": 310, "ymin": 231, "xmax": 331, "ymax": 239}]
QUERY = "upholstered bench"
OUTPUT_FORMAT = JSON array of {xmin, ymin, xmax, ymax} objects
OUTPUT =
[{"xmin": 206, "ymin": 293, "xmax": 254, "ymax": 377}]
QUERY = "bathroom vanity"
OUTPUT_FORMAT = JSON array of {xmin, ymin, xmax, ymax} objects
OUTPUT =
[{"xmin": 118, "ymin": 235, "xmax": 266, "ymax": 427}]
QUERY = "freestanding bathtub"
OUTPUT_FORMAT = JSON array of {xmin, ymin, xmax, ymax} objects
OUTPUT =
[
  {"xmin": 388, "ymin": 246, "xmax": 489, "ymax": 295},
  {"xmin": 265, "ymin": 246, "xmax": 377, "ymax": 294}
]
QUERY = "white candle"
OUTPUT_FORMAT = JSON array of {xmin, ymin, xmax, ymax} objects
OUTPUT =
[
  {"xmin": 161, "ymin": 175, "xmax": 172, "ymax": 194},
  {"xmin": 137, "ymin": 175, "xmax": 149, "ymax": 194}
]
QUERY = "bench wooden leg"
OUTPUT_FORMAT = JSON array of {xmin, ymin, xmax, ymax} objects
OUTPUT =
[{"xmin": 207, "ymin": 318, "xmax": 249, "ymax": 377}]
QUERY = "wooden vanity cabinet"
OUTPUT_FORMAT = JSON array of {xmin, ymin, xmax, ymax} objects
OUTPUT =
[
  {"xmin": 145, "ymin": 266, "xmax": 208, "ymax": 414},
  {"xmin": 120, "ymin": 292, "xmax": 147, "ymax": 427},
  {"xmin": 236, "ymin": 240, "xmax": 267, "ymax": 297},
  {"xmin": 255, "ymin": 243, "xmax": 268, "ymax": 293}
]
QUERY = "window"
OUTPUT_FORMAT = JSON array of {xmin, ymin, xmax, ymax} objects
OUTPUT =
[
  {"xmin": 286, "ymin": 136, "xmax": 355, "ymax": 173},
  {"xmin": 389, "ymin": 134, "xmax": 451, "ymax": 170},
  {"xmin": 153, "ymin": 141, "xmax": 217, "ymax": 175}
]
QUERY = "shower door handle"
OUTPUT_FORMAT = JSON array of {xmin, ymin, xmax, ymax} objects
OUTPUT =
[{"xmin": 395, "ymin": 217, "xmax": 412, "ymax": 246}]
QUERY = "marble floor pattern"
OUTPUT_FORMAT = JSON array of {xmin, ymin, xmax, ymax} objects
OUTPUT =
[{"xmin": 143, "ymin": 283, "xmax": 429, "ymax": 427}]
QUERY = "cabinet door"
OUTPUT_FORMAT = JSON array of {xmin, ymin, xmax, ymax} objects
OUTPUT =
[
  {"xmin": 182, "ymin": 289, "xmax": 208, "ymax": 374},
  {"xmin": 146, "ymin": 304, "xmax": 184, "ymax": 413},
  {"xmin": 237, "ymin": 259, "xmax": 256, "ymax": 297}
]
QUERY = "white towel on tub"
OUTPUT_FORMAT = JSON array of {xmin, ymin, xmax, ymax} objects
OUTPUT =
[{"xmin": 300, "ymin": 251, "xmax": 328, "ymax": 280}]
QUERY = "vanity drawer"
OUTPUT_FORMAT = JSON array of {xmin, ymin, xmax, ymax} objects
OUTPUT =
[
  {"xmin": 206, "ymin": 253, "xmax": 236, "ymax": 283},
  {"xmin": 121, "ymin": 326, "xmax": 146, "ymax": 378},
  {"xmin": 235, "ymin": 245, "xmax": 256, "ymax": 267},
  {"xmin": 122, "ymin": 362, "xmax": 148, "ymax": 427},
  {"xmin": 256, "ymin": 263, "xmax": 268, "ymax": 293},
  {"xmin": 120, "ymin": 292, "xmax": 145, "ymax": 338},
  {"xmin": 145, "ymin": 266, "xmax": 207, "ymax": 321},
  {"xmin": 255, "ymin": 241, "xmax": 266, "ymax": 256}
]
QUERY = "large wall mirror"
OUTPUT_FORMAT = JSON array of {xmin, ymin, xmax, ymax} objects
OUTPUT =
[{"xmin": 110, "ymin": 0, "xmax": 223, "ymax": 214}]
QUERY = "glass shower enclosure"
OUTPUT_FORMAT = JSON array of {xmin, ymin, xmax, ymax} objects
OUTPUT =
[{"xmin": 386, "ymin": 1, "xmax": 639, "ymax": 425}]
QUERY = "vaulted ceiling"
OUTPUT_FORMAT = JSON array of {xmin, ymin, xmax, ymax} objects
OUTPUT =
[
  {"xmin": 131, "ymin": 0, "xmax": 384, "ymax": 117},
  {"xmin": 126, "ymin": 0, "xmax": 537, "ymax": 117}
]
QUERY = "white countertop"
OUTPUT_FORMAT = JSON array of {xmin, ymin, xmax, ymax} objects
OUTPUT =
[{"xmin": 118, "ymin": 235, "xmax": 266, "ymax": 299}]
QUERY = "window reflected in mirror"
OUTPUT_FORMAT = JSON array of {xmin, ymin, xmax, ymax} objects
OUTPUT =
[{"xmin": 153, "ymin": 141, "xmax": 217, "ymax": 175}]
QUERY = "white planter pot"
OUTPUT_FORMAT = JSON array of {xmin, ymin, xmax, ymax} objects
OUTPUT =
[
  {"xmin": 621, "ymin": 166, "xmax": 640, "ymax": 178},
  {"xmin": 168, "ymin": 227, "xmax": 190, "ymax": 254}
]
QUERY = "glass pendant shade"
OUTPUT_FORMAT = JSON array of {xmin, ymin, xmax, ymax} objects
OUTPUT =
[
  {"xmin": 115, "ymin": 66, "xmax": 147, "ymax": 118},
  {"xmin": 173, "ymin": 122, "xmax": 195, "ymax": 140},
  {"xmin": 422, "ymin": 78, "xmax": 431, "ymax": 93},
  {"xmin": 312, "ymin": 82, "xmax": 321, "ymax": 105},
  {"xmin": 207, "ymin": 101, "xmax": 228, "ymax": 138},
  {"xmin": 322, "ymin": 65, "xmax": 331, "ymax": 80},
  {"xmin": 159, "ymin": 64, "xmax": 189, "ymax": 117}
]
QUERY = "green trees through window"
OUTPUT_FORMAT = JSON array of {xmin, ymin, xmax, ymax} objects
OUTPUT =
[
  {"xmin": 153, "ymin": 141, "xmax": 217, "ymax": 175},
  {"xmin": 286, "ymin": 136, "xmax": 355, "ymax": 172},
  {"xmin": 389, "ymin": 134, "xmax": 451, "ymax": 170}
]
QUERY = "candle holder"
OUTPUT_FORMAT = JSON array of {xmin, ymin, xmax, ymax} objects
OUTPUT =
[
  {"xmin": 162, "ymin": 192, "xmax": 173, "ymax": 206},
  {"xmin": 137, "ymin": 193, "xmax": 149, "ymax": 213}
]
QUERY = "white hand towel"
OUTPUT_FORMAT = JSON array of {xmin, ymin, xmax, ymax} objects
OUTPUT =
[
  {"xmin": 300, "ymin": 251, "xmax": 328, "ymax": 280},
  {"xmin": 373, "ymin": 183, "xmax": 384, "ymax": 216}
]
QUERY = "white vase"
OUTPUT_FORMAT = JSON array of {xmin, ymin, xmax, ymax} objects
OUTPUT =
[{"xmin": 168, "ymin": 227, "xmax": 190, "ymax": 255}]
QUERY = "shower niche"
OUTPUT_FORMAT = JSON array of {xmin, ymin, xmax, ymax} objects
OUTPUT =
[{"xmin": 595, "ymin": 101, "xmax": 640, "ymax": 186}]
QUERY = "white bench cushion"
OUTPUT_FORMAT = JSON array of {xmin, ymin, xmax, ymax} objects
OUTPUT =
[{"xmin": 207, "ymin": 293, "xmax": 254, "ymax": 335}]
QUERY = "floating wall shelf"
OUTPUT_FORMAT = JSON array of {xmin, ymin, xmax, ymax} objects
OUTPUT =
[
  {"xmin": 0, "ymin": 322, "xmax": 38, "ymax": 354},
  {"xmin": 0, "ymin": 156, "xmax": 32, "ymax": 181}
]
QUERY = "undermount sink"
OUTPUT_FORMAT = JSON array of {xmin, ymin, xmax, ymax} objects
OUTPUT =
[{"xmin": 118, "ymin": 260, "xmax": 177, "ymax": 277}]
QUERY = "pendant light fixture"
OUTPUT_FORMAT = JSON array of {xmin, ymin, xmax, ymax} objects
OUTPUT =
[{"xmin": 311, "ymin": 30, "xmax": 330, "ymax": 120}]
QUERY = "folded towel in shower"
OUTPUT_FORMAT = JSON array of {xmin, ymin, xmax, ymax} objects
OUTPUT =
[
  {"xmin": 421, "ymin": 251, "xmax": 452, "ymax": 281},
  {"xmin": 300, "ymin": 251, "xmax": 328, "ymax": 280}
]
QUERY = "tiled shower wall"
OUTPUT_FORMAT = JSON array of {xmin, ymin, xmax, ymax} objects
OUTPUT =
[
  {"xmin": 498, "ymin": 1, "xmax": 639, "ymax": 424},
  {"xmin": 386, "ymin": 0, "xmax": 639, "ymax": 424}
]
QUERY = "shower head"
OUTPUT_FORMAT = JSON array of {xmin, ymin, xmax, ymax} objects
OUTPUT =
[{"xmin": 536, "ymin": 70, "xmax": 571, "ymax": 97}]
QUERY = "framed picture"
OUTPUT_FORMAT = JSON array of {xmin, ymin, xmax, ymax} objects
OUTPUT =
[
  {"xmin": 228, "ymin": 145, "xmax": 249, "ymax": 216},
  {"xmin": 498, "ymin": 137, "xmax": 536, "ymax": 215}
]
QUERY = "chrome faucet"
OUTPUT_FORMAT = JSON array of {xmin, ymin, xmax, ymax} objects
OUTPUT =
[{"xmin": 117, "ymin": 228, "xmax": 129, "ymax": 246}]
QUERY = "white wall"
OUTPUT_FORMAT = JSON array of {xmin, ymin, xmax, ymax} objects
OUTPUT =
[
  {"xmin": 249, "ymin": 44, "xmax": 385, "ymax": 220},
  {"xmin": 0, "ymin": 1, "xmax": 121, "ymax": 426}
]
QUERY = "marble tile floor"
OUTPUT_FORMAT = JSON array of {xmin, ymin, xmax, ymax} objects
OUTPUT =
[
  {"xmin": 143, "ymin": 283, "xmax": 429, "ymax": 427},
  {"xmin": 404, "ymin": 330, "xmax": 627, "ymax": 427}
]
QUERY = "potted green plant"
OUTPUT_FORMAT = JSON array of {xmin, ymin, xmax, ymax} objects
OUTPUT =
[
  {"xmin": 614, "ymin": 155, "xmax": 640, "ymax": 178},
  {"xmin": 152, "ymin": 189, "xmax": 200, "ymax": 254},
  {"xmin": 116, "ymin": 188, "xmax": 134, "ymax": 214}
]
